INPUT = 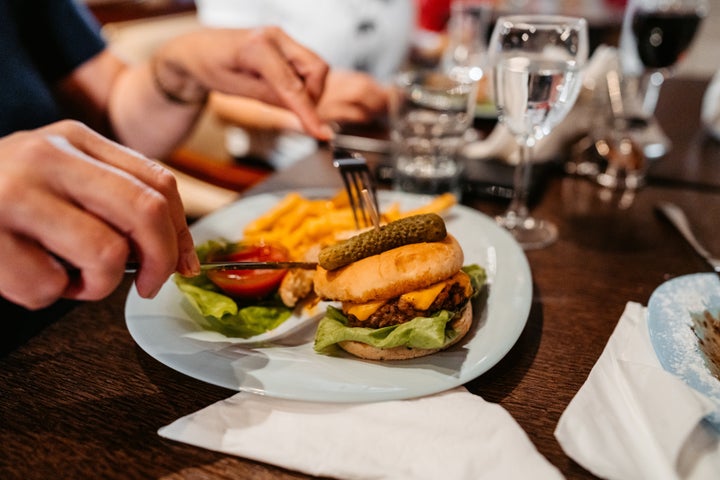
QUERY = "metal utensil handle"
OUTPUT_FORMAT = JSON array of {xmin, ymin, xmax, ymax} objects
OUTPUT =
[
  {"xmin": 123, "ymin": 261, "xmax": 317, "ymax": 273},
  {"xmin": 658, "ymin": 201, "xmax": 720, "ymax": 273}
]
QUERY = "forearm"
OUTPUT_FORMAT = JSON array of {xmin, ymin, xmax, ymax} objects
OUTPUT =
[{"xmin": 108, "ymin": 61, "xmax": 205, "ymax": 159}]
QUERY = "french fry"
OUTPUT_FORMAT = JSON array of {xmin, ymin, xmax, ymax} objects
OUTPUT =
[
  {"xmin": 240, "ymin": 190, "xmax": 456, "ymax": 260},
  {"xmin": 397, "ymin": 193, "xmax": 457, "ymax": 218},
  {"xmin": 244, "ymin": 192, "xmax": 304, "ymax": 234}
]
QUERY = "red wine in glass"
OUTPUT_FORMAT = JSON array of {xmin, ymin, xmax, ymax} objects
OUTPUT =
[{"xmin": 631, "ymin": 10, "xmax": 703, "ymax": 69}]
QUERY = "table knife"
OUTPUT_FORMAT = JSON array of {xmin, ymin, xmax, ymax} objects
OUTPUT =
[{"xmin": 123, "ymin": 261, "xmax": 318, "ymax": 273}]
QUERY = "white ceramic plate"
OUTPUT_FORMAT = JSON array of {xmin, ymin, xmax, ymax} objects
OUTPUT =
[
  {"xmin": 647, "ymin": 273, "xmax": 720, "ymax": 427},
  {"xmin": 125, "ymin": 190, "xmax": 532, "ymax": 402}
]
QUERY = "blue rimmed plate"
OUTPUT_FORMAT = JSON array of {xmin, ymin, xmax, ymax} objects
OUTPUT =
[{"xmin": 647, "ymin": 273, "xmax": 720, "ymax": 427}]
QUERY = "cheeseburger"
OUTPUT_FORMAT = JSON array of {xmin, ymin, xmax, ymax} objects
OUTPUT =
[{"xmin": 312, "ymin": 213, "xmax": 484, "ymax": 360}]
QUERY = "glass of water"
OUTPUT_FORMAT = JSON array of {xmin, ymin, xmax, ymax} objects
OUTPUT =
[
  {"xmin": 389, "ymin": 70, "xmax": 476, "ymax": 199},
  {"xmin": 488, "ymin": 15, "xmax": 588, "ymax": 249}
]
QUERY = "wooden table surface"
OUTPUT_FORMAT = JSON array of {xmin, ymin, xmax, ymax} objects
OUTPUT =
[{"xmin": 2, "ymin": 78, "xmax": 719, "ymax": 479}]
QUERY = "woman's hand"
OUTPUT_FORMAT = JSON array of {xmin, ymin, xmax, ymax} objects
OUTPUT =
[
  {"xmin": 64, "ymin": 26, "xmax": 336, "ymax": 158},
  {"xmin": 151, "ymin": 26, "xmax": 335, "ymax": 140},
  {"xmin": 208, "ymin": 69, "xmax": 389, "ymax": 134},
  {"xmin": 316, "ymin": 70, "xmax": 389, "ymax": 125},
  {"xmin": 0, "ymin": 120, "xmax": 199, "ymax": 310}
]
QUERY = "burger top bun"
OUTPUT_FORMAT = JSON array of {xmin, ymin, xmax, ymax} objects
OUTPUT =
[
  {"xmin": 338, "ymin": 302, "xmax": 473, "ymax": 361},
  {"xmin": 313, "ymin": 235, "xmax": 464, "ymax": 304}
]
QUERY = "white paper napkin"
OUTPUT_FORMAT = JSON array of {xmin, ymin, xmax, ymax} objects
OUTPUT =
[
  {"xmin": 159, "ymin": 387, "xmax": 563, "ymax": 480},
  {"xmin": 555, "ymin": 302, "xmax": 720, "ymax": 480}
]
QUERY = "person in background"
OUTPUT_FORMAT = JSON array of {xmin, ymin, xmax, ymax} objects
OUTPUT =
[
  {"xmin": 0, "ymin": 0, "xmax": 333, "ymax": 312},
  {"xmin": 195, "ymin": 0, "xmax": 415, "ymax": 166}
]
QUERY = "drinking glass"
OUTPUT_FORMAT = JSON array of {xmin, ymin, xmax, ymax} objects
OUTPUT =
[
  {"xmin": 390, "ymin": 70, "xmax": 475, "ymax": 199},
  {"xmin": 441, "ymin": 0, "xmax": 491, "ymax": 84},
  {"xmin": 620, "ymin": 0, "xmax": 708, "ymax": 121},
  {"xmin": 488, "ymin": 15, "xmax": 588, "ymax": 249}
]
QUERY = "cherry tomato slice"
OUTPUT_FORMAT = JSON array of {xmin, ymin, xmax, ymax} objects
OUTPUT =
[{"xmin": 206, "ymin": 243, "xmax": 289, "ymax": 300}]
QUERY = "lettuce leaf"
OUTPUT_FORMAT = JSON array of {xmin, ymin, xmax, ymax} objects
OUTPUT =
[
  {"xmin": 172, "ymin": 239, "xmax": 292, "ymax": 339},
  {"xmin": 175, "ymin": 281, "xmax": 238, "ymax": 319},
  {"xmin": 314, "ymin": 307, "xmax": 459, "ymax": 352},
  {"xmin": 196, "ymin": 304, "xmax": 291, "ymax": 338},
  {"xmin": 463, "ymin": 264, "xmax": 487, "ymax": 297}
]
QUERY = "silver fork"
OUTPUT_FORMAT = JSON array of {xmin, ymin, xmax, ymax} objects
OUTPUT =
[{"xmin": 332, "ymin": 148, "xmax": 380, "ymax": 230}]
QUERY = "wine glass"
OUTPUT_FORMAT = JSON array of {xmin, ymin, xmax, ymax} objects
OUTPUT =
[
  {"xmin": 441, "ymin": 0, "xmax": 490, "ymax": 84},
  {"xmin": 620, "ymin": 0, "xmax": 708, "ymax": 122},
  {"xmin": 488, "ymin": 15, "xmax": 588, "ymax": 249}
]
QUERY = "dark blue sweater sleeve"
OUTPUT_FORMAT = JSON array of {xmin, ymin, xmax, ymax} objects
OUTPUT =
[
  {"xmin": 0, "ymin": 0, "xmax": 107, "ymax": 134},
  {"xmin": 11, "ymin": 0, "xmax": 106, "ymax": 82}
]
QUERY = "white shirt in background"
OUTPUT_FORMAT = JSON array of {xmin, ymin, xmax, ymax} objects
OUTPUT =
[{"xmin": 196, "ymin": 0, "xmax": 415, "ymax": 82}]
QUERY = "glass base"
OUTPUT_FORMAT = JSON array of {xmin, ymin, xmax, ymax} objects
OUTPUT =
[{"xmin": 496, "ymin": 212, "xmax": 558, "ymax": 250}]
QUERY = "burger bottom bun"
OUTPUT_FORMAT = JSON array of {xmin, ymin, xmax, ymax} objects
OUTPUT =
[{"xmin": 338, "ymin": 303, "xmax": 473, "ymax": 361}]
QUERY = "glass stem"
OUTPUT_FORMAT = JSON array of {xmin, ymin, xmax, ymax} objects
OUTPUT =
[
  {"xmin": 507, "ymin": 142, "xmax": 532, "ymax": 220},
  {"xmin": 639, "ymin": 70, "xmax": 665, "ymax": 118}
]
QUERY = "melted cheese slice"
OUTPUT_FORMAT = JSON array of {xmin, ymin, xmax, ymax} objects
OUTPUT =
[
  {"xmin": 343, "ymin": 278, "xmax": 450, "ymax": 321},
  {"xmin": 345, "ymin": 299, "xmax": 387, "ymax": 321},
  {"xmin": 399, "ymin": 281, "xmax": 447, "ymax": 310}
]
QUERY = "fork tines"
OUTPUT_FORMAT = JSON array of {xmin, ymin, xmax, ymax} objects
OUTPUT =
[{"xmin": 332, "ymin": 148, "xmax": 379, "ymax": 230}]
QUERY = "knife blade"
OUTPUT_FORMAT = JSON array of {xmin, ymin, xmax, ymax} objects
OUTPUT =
[
  {"xmin": 123, "ymin": 261, "xmax": 318, "ymax": 273},
  {"xmin": 332, "ymin": 133, "xmax": 391, "ymax": 154}
]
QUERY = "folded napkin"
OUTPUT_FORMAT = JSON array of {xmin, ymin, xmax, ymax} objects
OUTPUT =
[
  {"xmin": 555, "ymin": 302, "xmax": 720, "ymax": 480},
  {"xmin": 159, "ymin": 387, "xmax": 563, "ymax": 480}
]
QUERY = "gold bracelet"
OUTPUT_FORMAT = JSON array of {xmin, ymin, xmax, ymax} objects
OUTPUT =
[{"xmin": 151, "ymin": 57, "xmax": 209, "ymax": 106}]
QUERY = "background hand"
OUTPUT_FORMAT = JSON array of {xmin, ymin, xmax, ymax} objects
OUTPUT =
[
  {"xmin": 208, "ymin": 70, "xmax": 389, "ymax": 134},
  {"xmin": 316, "ymin": 70, "xmax": 389, "ymax": 126},
  {"xmin": 152, "ymin": 26, "xmax": 334, "ymax": 140}
]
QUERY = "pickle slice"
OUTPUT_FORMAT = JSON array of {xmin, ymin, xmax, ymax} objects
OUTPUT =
[{"xmin": 318, "ymin": 213, "xmax": 447, "ymax": 270}]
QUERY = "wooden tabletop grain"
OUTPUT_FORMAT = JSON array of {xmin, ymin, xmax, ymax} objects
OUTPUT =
[{"xmin": 1, "ymin": 78, "xmax": 718, "ymax": 479}]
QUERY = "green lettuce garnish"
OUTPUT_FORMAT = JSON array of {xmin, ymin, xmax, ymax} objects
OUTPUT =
[
  {"xmin": 314, "ymin": 264, "xmax": 487, "ymax": 353},
  {"xmin": 314, "ymin": 307, "xmax": 458, "ymax": 352},
  {"xmin": 176, "ymin": 282, "xmax": 238, "ymax": 319},
  {"xmin": 173, "ymin": 239, "xmax": 292, "ymax": 339},
  {"xmin": 463, "ymin": 264, "xmax": 487, "ymax": 299}
]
